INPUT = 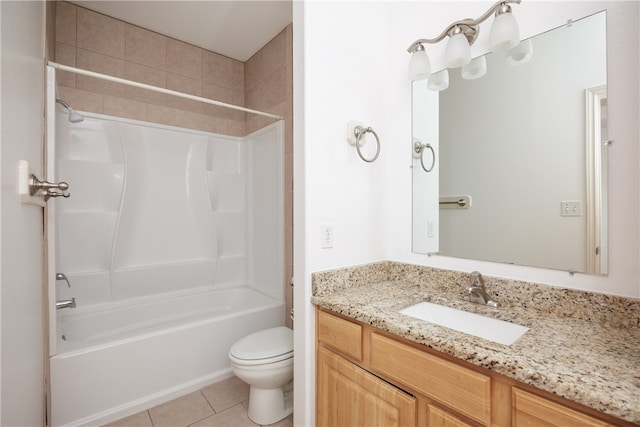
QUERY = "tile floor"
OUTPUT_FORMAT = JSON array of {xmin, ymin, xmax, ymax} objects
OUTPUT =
[{"xmin": 103, "ymin": 376, "xmax": 293, "ymax": 427}]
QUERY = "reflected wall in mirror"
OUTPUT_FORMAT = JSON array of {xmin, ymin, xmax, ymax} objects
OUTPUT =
[{"xmin": 412, "ymin": 11, "xmax": 608, "ymax": 275}]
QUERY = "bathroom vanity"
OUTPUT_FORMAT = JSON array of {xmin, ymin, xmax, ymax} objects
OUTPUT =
[{"xmin": 312, "ymin": 262, "xmax": 640, "ymax": 426}]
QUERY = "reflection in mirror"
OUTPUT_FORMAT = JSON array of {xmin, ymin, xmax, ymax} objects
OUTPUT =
[{"xmin": 412, "ymin": 11, "xmax": 608, "ymax": 275}]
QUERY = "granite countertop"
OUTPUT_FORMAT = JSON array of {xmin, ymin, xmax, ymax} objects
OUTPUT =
[{"xmin": 311, "ymin": 262, "xmax": 640, "ymax": 424}]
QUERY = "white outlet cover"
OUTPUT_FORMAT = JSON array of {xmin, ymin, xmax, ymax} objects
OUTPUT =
[
  {"xmin": 561, "ymin": 200, "xmax": 582, "ymax": 217},
  {"xmin": 321, "ymin": 223, "xmax": 333, "ymax": 248}
]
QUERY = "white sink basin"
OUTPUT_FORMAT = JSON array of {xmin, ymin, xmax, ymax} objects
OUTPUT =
[{"xmin": 399, "ymin": 302, "xmax": 528, "ymax": 345}]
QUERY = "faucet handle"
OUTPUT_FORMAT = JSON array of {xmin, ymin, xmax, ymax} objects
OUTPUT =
[
  {"xmin": 466, "ymin": 272, "xmax": 500, "ymax": 307},
  {"xmin": 470, "ymin": 271, "xmax": 484, "ymax": 287}
]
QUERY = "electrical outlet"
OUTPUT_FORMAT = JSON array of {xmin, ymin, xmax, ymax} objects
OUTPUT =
[
  {"xmin": 321, "ymin": 224, "xmax": 333, "ymax": 248},
  {"xmin": 561, "ymin": 201, "xmax": 582, "ymax": 217}
]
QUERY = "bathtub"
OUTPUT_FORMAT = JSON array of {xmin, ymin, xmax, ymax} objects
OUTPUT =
[{"xmin": 50, "ymin": 286, "xmax": 284, "ymax": 427}]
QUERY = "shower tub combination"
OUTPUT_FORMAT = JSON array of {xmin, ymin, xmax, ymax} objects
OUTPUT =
[{"xmin": 48, "ymin": 94, "xmax": 285, "ymax": 426}]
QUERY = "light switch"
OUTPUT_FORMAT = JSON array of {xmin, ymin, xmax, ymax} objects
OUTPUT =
[{"xmin": 428, "ymin": 220, "xmax": 435, "ymax": 238}]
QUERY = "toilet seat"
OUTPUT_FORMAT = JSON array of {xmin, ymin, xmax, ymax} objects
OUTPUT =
[{"xmin": 229, "ymin": 326, "xmax": 293, "ymax": 365}]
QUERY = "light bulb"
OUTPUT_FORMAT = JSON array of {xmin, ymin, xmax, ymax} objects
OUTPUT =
[
  {"xmin": 408, "ymin": 45, "xmax": 431, "ymax": 81},
  {"xmin": 445, "ymin": 32, "xmax": 471, "ymax": 68}
]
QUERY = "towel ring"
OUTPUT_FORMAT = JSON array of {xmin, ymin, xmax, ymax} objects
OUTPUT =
[
  {"xmin": 414, "ymin": 141, "xmax": 435, "ymax": 172},
  {"xmin": 354, "ymin": 126, "xmax": 380, "ymax": 163}
]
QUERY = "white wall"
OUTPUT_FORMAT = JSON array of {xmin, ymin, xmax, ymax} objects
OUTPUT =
[
  {"xmin": 293, "ymin": 2, "xmax": 392, "ymax": 424},
  {"xmin": 0, "ymin": 1, "xmax": 46, "ymax": 425},
  {"xmin": 301, "ymin": 2, "xmax": 390, "ymax": 273},
  {"xmin": 294, "ymin": 1, "xmax": 639, "ymax": 424}
]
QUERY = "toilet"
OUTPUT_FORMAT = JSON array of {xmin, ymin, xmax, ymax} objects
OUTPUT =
[{"xmin": 229, "ymin": 326, "xmax": 293, "ymax": 425}]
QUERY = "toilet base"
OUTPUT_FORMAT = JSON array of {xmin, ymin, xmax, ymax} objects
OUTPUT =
[{"xmin": 247, "ymin": 386, "xmax": 293, "ymax": 425}]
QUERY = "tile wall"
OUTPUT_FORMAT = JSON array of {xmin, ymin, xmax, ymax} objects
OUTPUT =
[{"xmin": 52, "ymin": 2, "xmax": 293, "ymax": 327}]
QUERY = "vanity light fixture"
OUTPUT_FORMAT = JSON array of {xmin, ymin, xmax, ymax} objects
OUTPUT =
[
  {"xmin": 408, "ymin": 43, "xmax": 431, "ymax": 81},
  {"xmin": 407, "ymin": 0, "xmax": 522, "ymax": 82}
]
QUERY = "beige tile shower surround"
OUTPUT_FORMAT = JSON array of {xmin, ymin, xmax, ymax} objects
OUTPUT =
[
  {"xmin": 53, "ymin": 2, "xmax": 294, "ymax": 327},
  {"xmin": 312, "ymin": 261, "xmax": 640, "ymax": 424}
]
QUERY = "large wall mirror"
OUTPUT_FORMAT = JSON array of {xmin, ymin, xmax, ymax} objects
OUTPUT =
[{"xmin": 412, "ymin": 11, "xmax": 608, "ymax": 275}]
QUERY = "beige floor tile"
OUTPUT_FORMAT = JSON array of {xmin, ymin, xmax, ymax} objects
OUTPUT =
[
  {"xmin": 102, "ymin": 410, "xmax": 153, "ymax": 427},
  {"xmin": 190, "ymin": 403, "xmax": 259, "ymax": 427},
  {"xmin": 148, "ymin": 391, "xmax": 214, "ymax": 427},
  {"xmin": 200, "ymin": 376, "xmax": 249, "ymax": 413},
  {"xmin": 267, "ymin": 415, "xmax": 294, "ymax": 427}
]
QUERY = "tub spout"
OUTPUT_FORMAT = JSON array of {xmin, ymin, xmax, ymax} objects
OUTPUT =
[
  {"xmin": 56, "ymin": 272, "xmax": 71, "ymax": 287},
  {"xmin": 56, "ymin": 297, "xmax": 76, "ymax": 310}
]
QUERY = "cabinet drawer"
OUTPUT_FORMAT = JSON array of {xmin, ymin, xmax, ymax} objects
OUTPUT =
[
  {"xmin": 427, "ymin": 403, "xmax": 473, "ymax": 427},
  {"xmin": 317, "ymin": 310, "xmax": 362, "ymax": 361},
  {"xmin": 370, "ymin": 333, "xmax": 491, "ymax": 426},
  {"xmin": 512, "ymin": 388, "xmax": 613, "ymax": 427}
]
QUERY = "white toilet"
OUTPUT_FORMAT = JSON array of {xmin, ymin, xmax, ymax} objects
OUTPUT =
[{"xmin": 229, "ymin": 326, "xmax": 293, "ymax": 425}]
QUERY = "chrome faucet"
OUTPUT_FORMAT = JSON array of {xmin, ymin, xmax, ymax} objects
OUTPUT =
[
  {"xmin": 56, "ymin": 298, "xmax": 76, "ymax": 310},
  {"xmin": 466, "ymin": 271, "xmax": 500, "ymax": 308},
  {"xmin": 56, "ymin": 272, "xmax": 71, "ymax": 287}
]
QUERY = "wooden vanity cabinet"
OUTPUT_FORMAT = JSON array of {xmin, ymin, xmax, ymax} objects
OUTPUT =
[
  {"xmin": 316, "ymin": 310, "xmax": 416, "ymax": 426},
  {"xmin": 317, "ymin": 308, "xmax": 484, "ymax": 427},
  {"xmin": 316, "ymin": 308, "xmax": 627, "ymax": 427}
]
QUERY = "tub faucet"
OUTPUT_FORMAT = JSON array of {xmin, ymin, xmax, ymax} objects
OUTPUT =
[
  {"xmin": 56, "ymin": 272, "xmax": 71, "ymax": 287},
  {"xmin": 466, "ymin": 271, "xmax": 500, "ymax": 308},
  {"xmin": 56, "ymin": 298, "xmax": 76, "ymax": 310}
]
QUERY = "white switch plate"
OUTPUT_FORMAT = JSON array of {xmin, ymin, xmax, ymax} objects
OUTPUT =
[
  {"xmin": 427, "ymin": 220, "xmax": 435, "ymax": 238},
  {"xmin": 561, "ymin": 200, "xmax": 582, "ymax": 217},
  {"xmin": 321, "ymin": 223, "xmax": 334, "ymax": 248}
]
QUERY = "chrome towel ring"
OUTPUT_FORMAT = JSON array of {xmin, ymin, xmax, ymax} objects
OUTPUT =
[
  {"xmin": 414, "ymin": 140, "xmax": 435, "ymax": 172},
  {"xmin": 354, "ymin": 126, "xmax": 381, "ymax": 163}
]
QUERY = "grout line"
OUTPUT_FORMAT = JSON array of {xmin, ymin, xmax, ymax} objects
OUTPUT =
[{"xmin": 200, "ymin": 389, "xmax": 217, "ymax": 414}]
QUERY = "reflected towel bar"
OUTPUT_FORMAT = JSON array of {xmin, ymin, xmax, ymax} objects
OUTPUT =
[
  {"xmin": 439, "ymin": 195, "xmax": 472, "ymax": 209},
  {"xmin": 440, "ymin": 199, "xmax": 467, "ymax": 206}
]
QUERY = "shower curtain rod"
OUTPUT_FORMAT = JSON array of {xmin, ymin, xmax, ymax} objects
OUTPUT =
[{"xmin": 47, "ymin": 61, "xmax": 284, "ymax": 120}]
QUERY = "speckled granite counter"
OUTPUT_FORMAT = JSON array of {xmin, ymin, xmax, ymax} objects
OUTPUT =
[{"xmin": 311, "ymin": 261, "xmax": 640, "ymax": 424}]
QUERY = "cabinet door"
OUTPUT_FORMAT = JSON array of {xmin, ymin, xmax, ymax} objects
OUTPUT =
[
  {"xmin": 512, "ymin": 388, "xmax": 613, "ymax": 427},
  {"xmin": 317, "ymin": 346, "xmax": 416, "ymax": 427}
]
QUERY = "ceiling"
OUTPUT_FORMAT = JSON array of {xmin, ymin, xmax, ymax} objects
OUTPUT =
[{"xmin": 70, "ymin": 1, "xmax": 293, "ymax": 62}]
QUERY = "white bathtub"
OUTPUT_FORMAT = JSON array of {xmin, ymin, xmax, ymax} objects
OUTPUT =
[{"xmin": 50, "ymin": 286, "xmax": 284, "ymax": 427}]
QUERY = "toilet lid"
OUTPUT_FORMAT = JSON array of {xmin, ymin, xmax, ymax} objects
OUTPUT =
[{"xmin": 230, "ymin": 326, "xmax": 293, "ymax": 361}]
